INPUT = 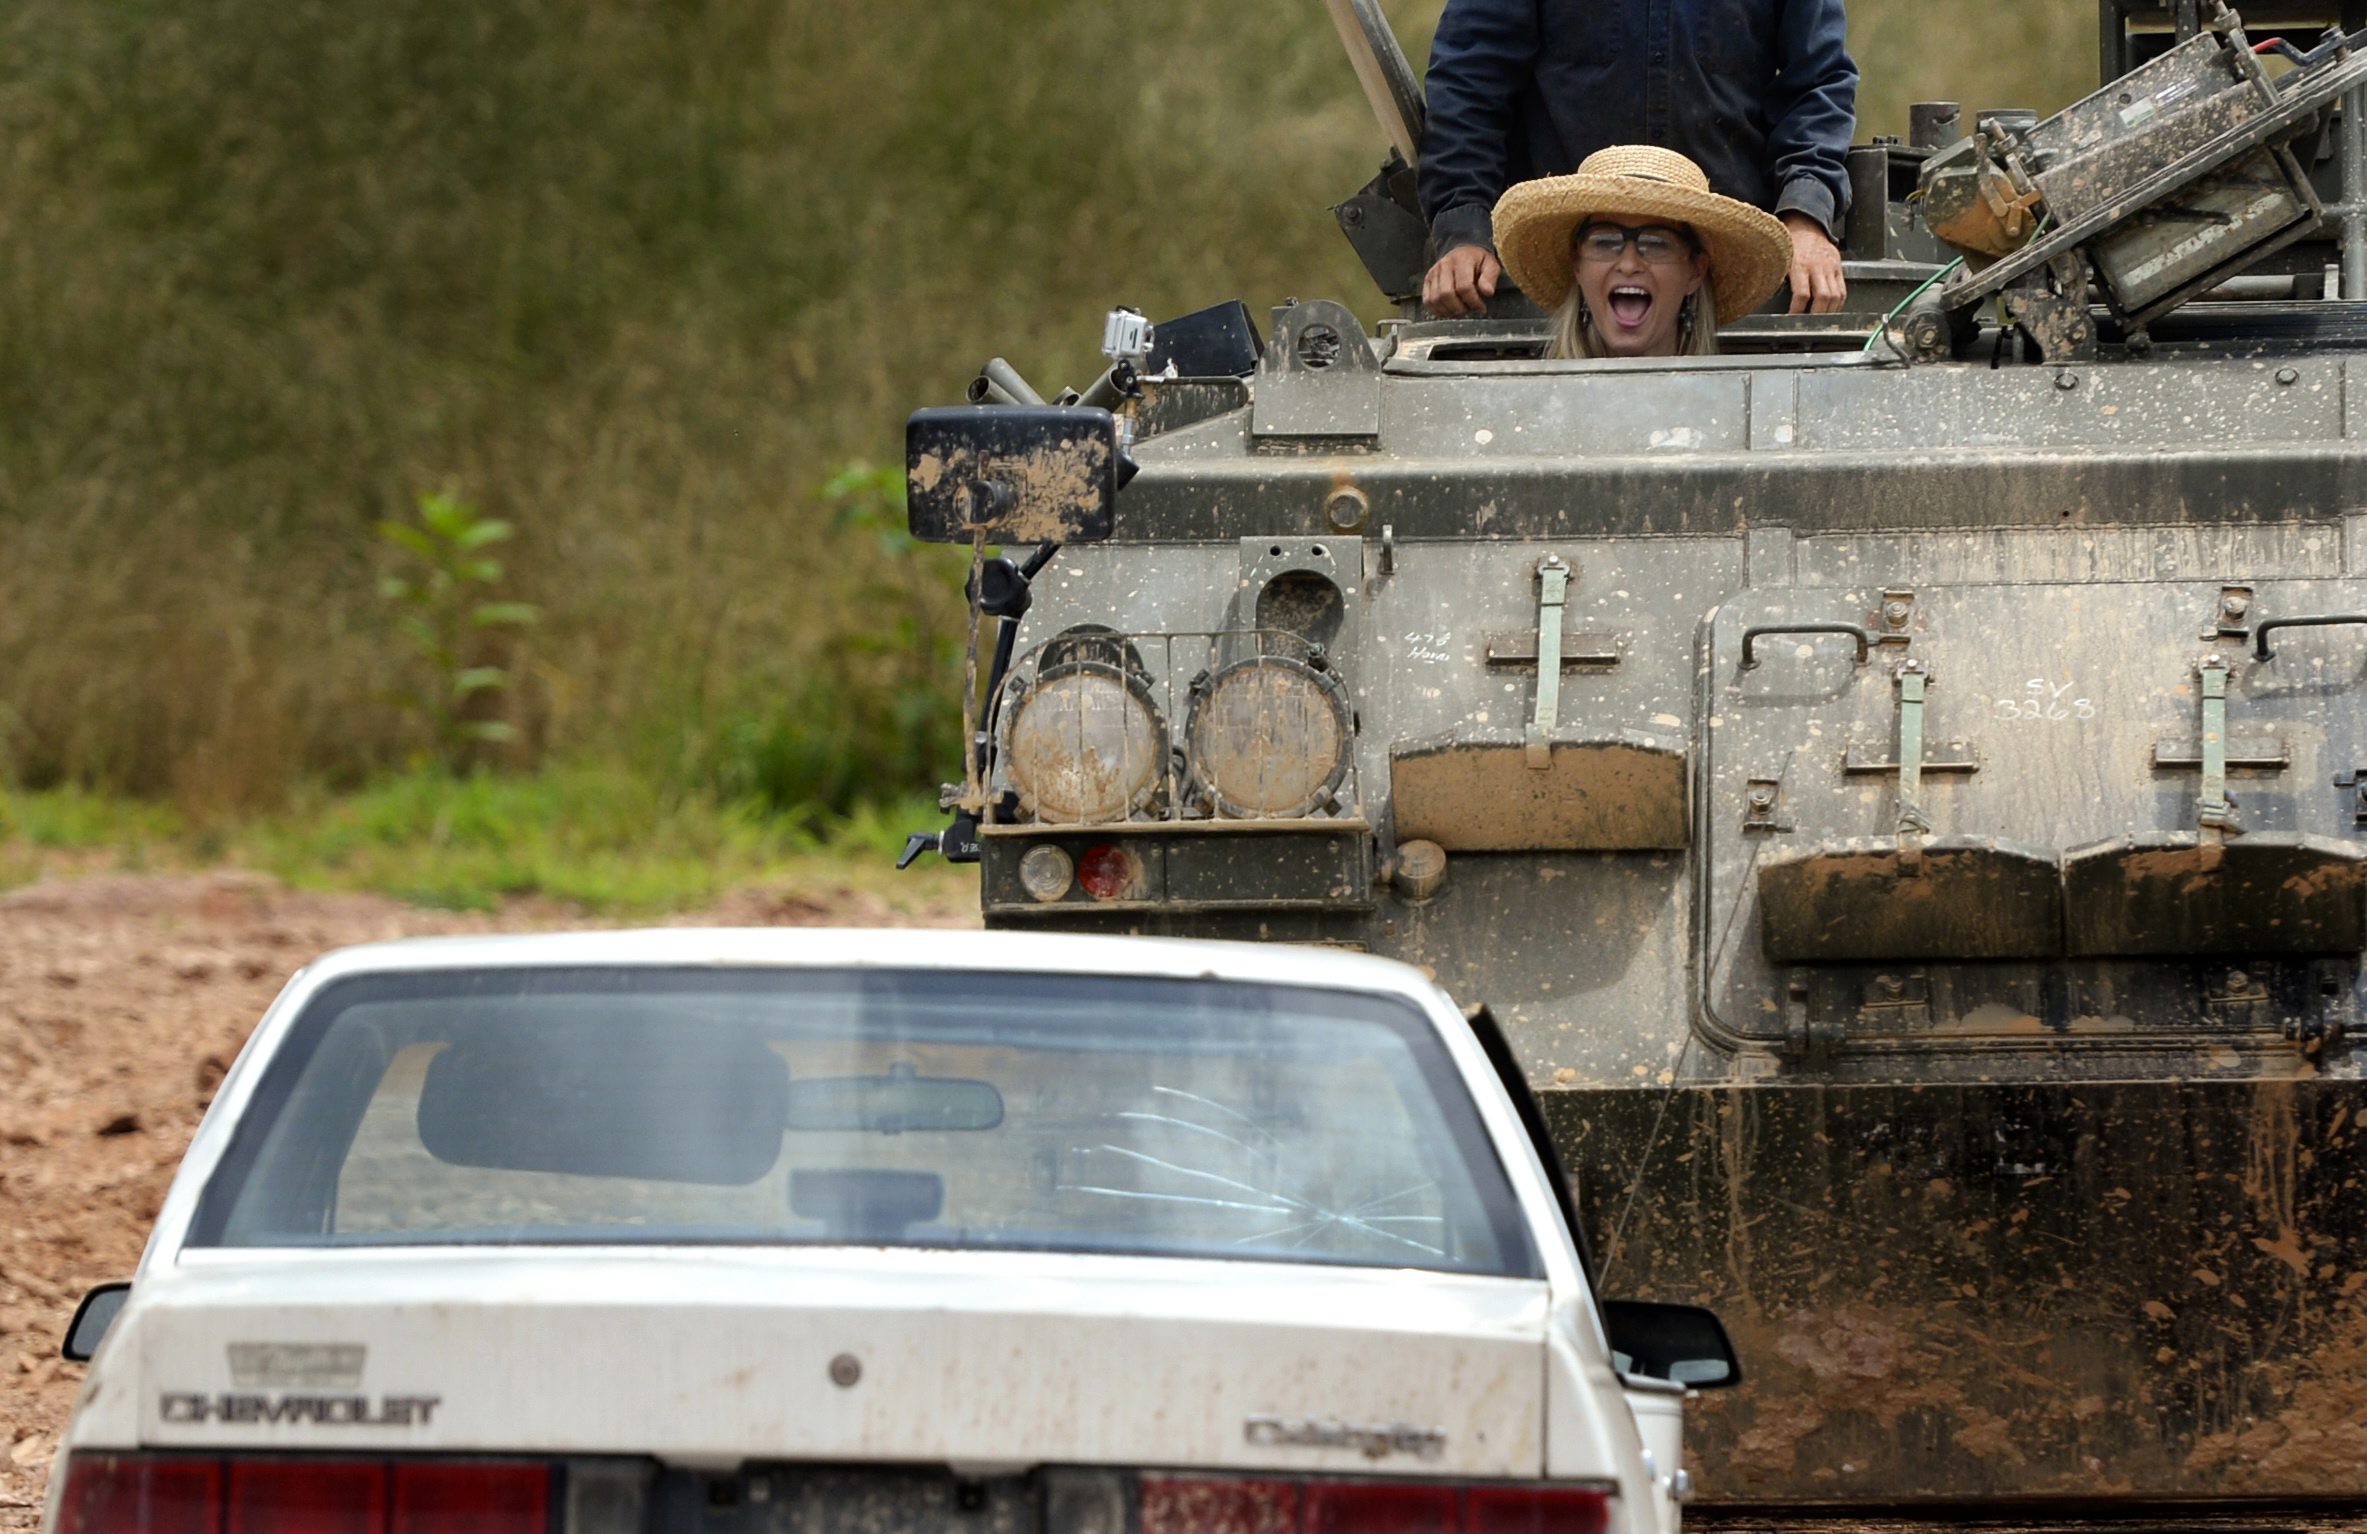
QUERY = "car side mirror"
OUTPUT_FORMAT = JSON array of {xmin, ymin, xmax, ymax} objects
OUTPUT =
[
  {"xmin": 906, "ymin": 406, "xmax": 1127, "ymax": 545},
  {"xmin": 1601, "ymin": 1300, "xmax": 1742, "ymax": 1390},
  {"xmin": 62, "ymin": 1281, "xmax": 131, "ymax": 1363}
]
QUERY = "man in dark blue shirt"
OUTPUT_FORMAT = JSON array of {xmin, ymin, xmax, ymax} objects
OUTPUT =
[{"xmin": 1419, "ymin": 0, "xmax": 1858, "ymax": 318}]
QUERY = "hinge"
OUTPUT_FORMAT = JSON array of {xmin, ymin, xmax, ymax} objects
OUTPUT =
[
  {"xmin": 2333, "ymin": 767, "xmax": 2367, "ymax": 825},
  {"xmin": 2202, "ymin": 964, "xmax": 2273, "ymax": 1030},
  {"xmin": 1857, "ymin": 971, "xmax": 1932, "ymax": 1029},
  {"xmin": 1781, "ymin": 972, "xmax": 1843, "ymax": 1062}
]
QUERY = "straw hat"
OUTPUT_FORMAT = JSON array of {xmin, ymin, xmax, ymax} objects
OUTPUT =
[{"xmin": 1491, "ymin": 145, "xmax": 1793, "ymax": 323}]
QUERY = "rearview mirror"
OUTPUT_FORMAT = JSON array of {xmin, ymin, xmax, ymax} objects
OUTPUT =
[
  {"xmin": 63, "ymin": 1281, "xmax": 131, "ymax": 1362},
  {"xmin": 1602, "ymin": 1300, "xmax": 1742, "ymax": 1390},
  {"xmin": 906, "ymin": 406, "xmax": 1123, "ymax": 544},
  {"xmin": 784, "ymin": 1062, "xmax": 1003, "ymax": 1134}
]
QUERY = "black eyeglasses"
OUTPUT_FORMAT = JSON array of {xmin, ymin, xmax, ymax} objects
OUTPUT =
[{"xmin": 1572, "ymin": 222, "xmax": 1697, "ymax": 265}]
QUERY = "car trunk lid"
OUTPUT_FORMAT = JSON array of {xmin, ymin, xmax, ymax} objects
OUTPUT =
[{"xmin": 114, "ymin": 1248, "xmax": 1551, "ymax": 1478}]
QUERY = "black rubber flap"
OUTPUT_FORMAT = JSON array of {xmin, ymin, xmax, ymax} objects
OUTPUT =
[
  {"xmin": 1758, "ymin": 835, "xmax": 2064, "ymax": 962},
  {"xmin": 2063, "ymin": 831, "xmax": 2367, "ymax": 956}
]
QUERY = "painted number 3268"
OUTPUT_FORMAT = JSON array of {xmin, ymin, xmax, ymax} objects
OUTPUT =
[{"xmin": 1993, "ymin": 678, "xmax": 2094, "ymax": 722}]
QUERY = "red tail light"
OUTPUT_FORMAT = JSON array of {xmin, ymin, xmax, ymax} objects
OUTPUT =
[
  {"xmin": 54, "ymin": 1459, "xmax": 219, "ymax": 1534},
  {"xmin": 1463, "ymin": 1485, "xmax": 1618, "ymax": 1534},
  {"xmin": 228, "ymin": 1462, "xmax": 384, "ymax": 1534},
  {"xmin": 389, "ymin": 1463, "xmax": 550, "ymax": 1534},
  {"xmin": 1075, "ymin": 842, "xmax": 1140, "ymax": 900},
  {"xmin": 1139, "ymin": 1475, "xmax": 1300, "ymax": 1534},
  {"xmin": 1137, "ymin": 1473, "xmax": 1612, "ymax": 1534},
  {"xmin": 1304, "ymin": 1481, "xmax": 1463, "ymax": 1533},
  {"xmin": 59, "ymin": 1457, "xmax": 550, "ymax": 1534}
]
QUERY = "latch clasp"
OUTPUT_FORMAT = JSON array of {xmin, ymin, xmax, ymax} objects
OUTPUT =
[{"xmin": 1524, "ymin": 555, "xmax": 1571, "ymax": 769}]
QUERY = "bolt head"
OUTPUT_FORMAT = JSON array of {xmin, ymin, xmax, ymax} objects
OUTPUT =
[
  {"xmin": 2276, "ymin": 367, "xmax": 2300, "ymax": 385},
  {"xmin": 829, "ymin": 1353, "xmax": 863, "ymax": 1388},
  {"xmin": 1882, "ymin": 600, "xmax": 1911, "ymax": 625},
  {"xmin": 1747, "ymin": 788, "xmax": 1776, "ymax": 809},
  {"xmin": 2227, "ymin": 970, "xmax": 2251, "ymax": 993},
  {"xmin": 2221, "ymin": 593, "xmax": 2250, "ymax": 618}
]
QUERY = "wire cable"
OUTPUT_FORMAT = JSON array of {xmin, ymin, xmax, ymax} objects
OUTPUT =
[{"xmin": 1860, "ymin": 256, "xmax": 1965, "ymax": 354}]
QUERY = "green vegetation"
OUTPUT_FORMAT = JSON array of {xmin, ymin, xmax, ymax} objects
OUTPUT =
[
  {"xmin": 0, "ymin": 771, "xmax": 970, "ymax": 913},
  {"xmin": 245, "ymin": 768, "xmax": 951, "ymax": 912},
  {"xmin": 0, "ymin": 0, "xmax": 2096, "ymax": 904},
  {"xmin": 378, "ymin": 491, "xmax": 540, "ymax": 767}
]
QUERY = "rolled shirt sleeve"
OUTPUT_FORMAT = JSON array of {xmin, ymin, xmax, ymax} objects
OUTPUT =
[
  {"xmin": 1419, "ymin": 0, "xmax": 1543, "ymax": 256},
  {"xmin": 1765, "ymin": 0, "xmax": 1858, "ymax": 240}
]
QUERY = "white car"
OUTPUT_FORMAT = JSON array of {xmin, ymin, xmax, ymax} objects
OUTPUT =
[{"xmin": 47, "ymin": 929, "xmax": 1736, "ymax": 1534}]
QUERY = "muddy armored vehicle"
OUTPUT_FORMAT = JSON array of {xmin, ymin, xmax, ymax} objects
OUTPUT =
[{"xmin": 905, "ymin": 1, "xmax": 2367, "ymax": 1520}]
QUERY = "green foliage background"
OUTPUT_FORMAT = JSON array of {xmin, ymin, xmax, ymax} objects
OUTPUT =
[{"xmin": 0, "ymin": 0, "xmax": 2096, "ymax": 818}]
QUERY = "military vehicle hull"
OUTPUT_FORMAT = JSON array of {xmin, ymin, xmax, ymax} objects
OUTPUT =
[
  {"xmin": 952, "ymin": 332, "xmax": 2367, "ymax": 1506},
  {"xmin": 902, "ymin": 4, "xmax": 2367, "ymax": 1511}
]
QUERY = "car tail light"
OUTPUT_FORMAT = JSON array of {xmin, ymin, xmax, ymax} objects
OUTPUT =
[
  {"xmin": 1304, "ymin": 1481, "xmax": 1462, "ymax": 1534},
  {"xmin": 54, "ymin": 1459, "xmax": 219, "ymax": 1534},
  {"xmin": 1136, "ymin": 1473, "xmax": 1611, "ymax": 1534},
  {"xmin": 59, "ymin": 1457, "xmax": 551, "ymax": 1534},
  {"xmin": 1076, "ymin": 842, "xmax": 1140, "ymax": 900},
  {"xmin": 1463, "ymin": 1485, "xmax": 1617, "ymax": 1534},
  {"xmin": 1138, "ymin": 1475, "xmax": 1299, "ymax": 1534},
  {"xmin": 229, "ymin": 1462, "xmax": 384, "ymax": 1534},
  {"xmin": 390, "ymin": 1463, "xmax": 550, "ymax": 1534}
]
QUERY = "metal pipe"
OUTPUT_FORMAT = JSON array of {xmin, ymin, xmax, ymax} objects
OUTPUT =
[
  {"xmin": 1844, "ymin": 146, "xmax": 1889, "ymax": 260},
  {"xmin": 966, "ymin": 357, "xmax": 1046, "ymax": 408},
  {"xmin": 1077, "ymin": 366, "xmax": 1127, "ymax": 412},
  {"xmin": 2202, "ymin": 274, "xmax": 2302, "ymax": 299},
  {"xmin": 1909, "ymin": 101, "xmax": 1961, "ymax": 151},
  {"xmin": 2344, "ymin": 82, "xmax": 2367, "ymax": 301}
]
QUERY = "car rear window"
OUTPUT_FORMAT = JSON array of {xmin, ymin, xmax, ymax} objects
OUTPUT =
[{"xmin": 186, "ymin": 966, "xmax": 1540, "ymax": 1278}]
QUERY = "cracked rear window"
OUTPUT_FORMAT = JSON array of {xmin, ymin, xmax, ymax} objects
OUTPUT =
[{"xmin": 187, "ymin": 966, "xmax": 1539, "ymax": 1278}]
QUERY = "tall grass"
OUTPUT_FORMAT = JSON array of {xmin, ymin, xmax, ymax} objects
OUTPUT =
[{"xmin": 0, "ymin": 0, "xmax": 2093, "ymax": 818}]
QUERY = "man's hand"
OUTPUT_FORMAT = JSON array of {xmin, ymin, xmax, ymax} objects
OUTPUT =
[
  {"xmin": 1780, "ymin": 212, "xmax": 1846, "ymax": 314},
  {"xmin": 1423, "ymin": 245, "xmax": 1503, "ymax": 317}
]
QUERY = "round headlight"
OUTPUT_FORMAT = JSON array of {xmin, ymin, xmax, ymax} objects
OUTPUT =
[
  {"xmin": 1017, "ymin": 844, "xmax": 1075, "ymax": 902},
  {"xmin": 1004, "ymin": 661, "xmax": 1167, "ymax": 824},
  {"xmin": 1185, "ymin": 655, "xmax": 1352, "ymax": 819}
]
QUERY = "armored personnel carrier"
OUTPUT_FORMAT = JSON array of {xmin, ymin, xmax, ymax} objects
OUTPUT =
[{"xmin": 905, "ymin": 0, "xmax": 2367, "ymax": 1518}]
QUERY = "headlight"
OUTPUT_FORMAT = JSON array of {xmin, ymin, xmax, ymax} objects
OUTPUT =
[
  {"xmin": 1004, "ymin": 656, "xmax": 1167, "ymax": 824},
  {"xmin": 1185, "ymin": 655, "xmax": 1352, "ymax": 818}
]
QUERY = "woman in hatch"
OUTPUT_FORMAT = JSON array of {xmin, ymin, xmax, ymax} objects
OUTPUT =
[{"xmin": 1491, "ymin": 145, "xmax": 1793, "ymax": 359}]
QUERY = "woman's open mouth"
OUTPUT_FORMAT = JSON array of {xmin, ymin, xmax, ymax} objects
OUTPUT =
[{"xmin": 1607, "ymin": 285, "xmax": 1653, "ymax": 330}]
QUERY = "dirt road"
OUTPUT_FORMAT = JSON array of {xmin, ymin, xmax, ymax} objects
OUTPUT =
[{"xmin": 0, "ymin": 869, "xmax": 973, "ymax": 1524}]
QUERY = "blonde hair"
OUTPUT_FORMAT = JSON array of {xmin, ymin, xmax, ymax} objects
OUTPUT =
[{"xmin": 1548, "ymin": 286, "xmax": 1720, "ymax": 360}]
